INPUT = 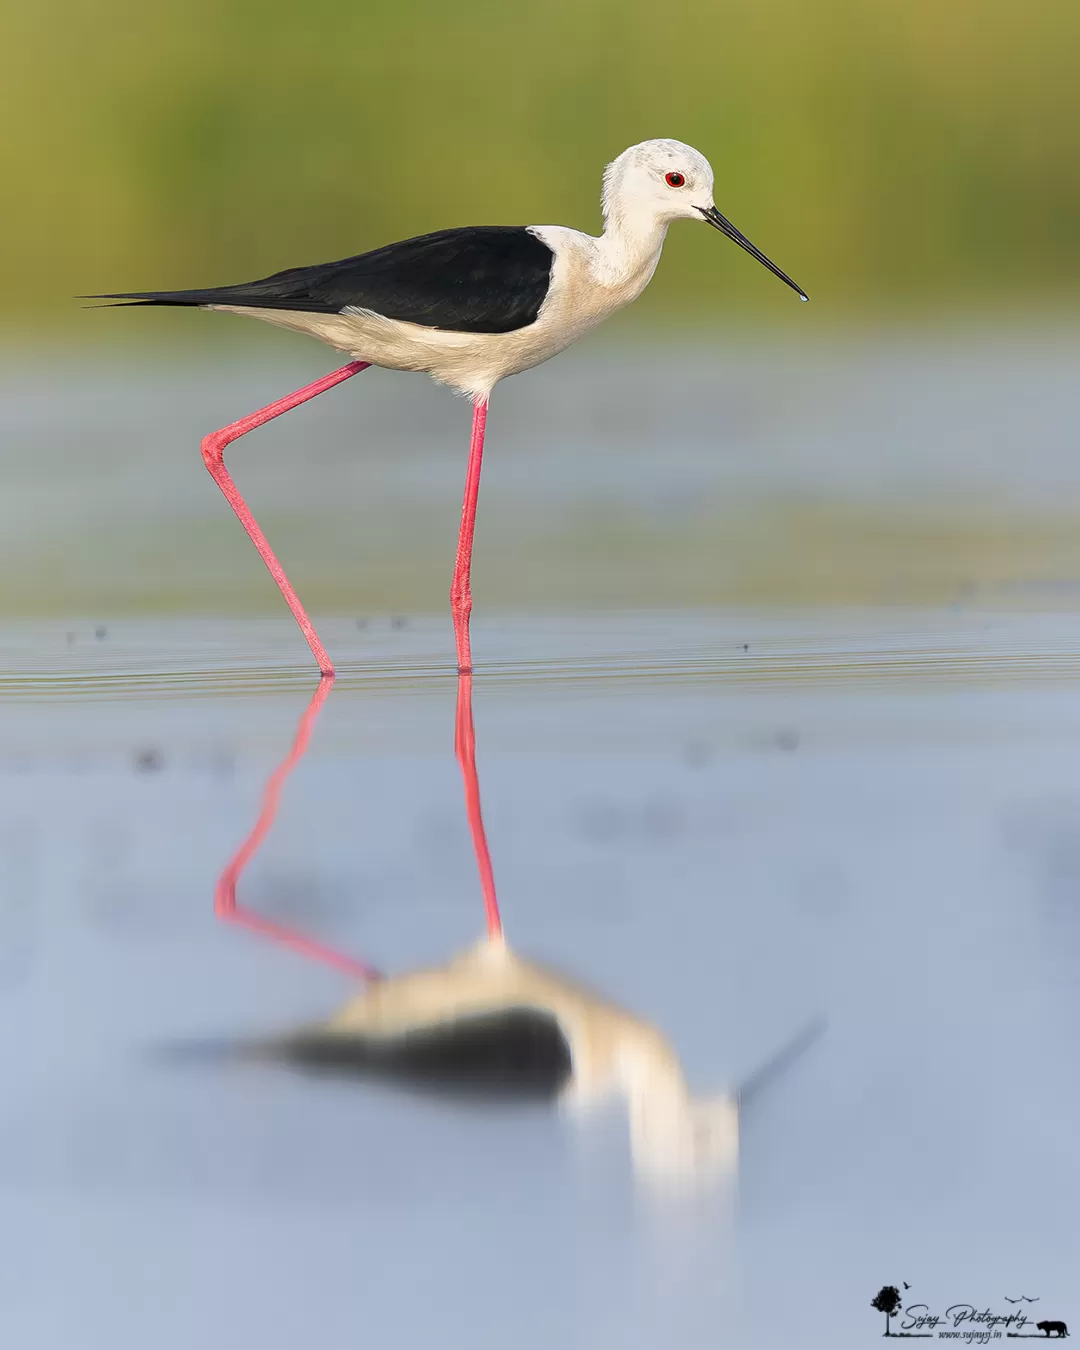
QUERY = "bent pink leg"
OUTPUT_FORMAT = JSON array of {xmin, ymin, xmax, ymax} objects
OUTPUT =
[
  {"xmin": 201, "ymin": 361, "xmax": 370, "ymax": 676},
  {"xmin": 448, "ymin": 398, "xmax": 501, "ymax": 940},
  {"xmin": 214, "ymin": 673, "xmax": 382, "ymax": 981}
]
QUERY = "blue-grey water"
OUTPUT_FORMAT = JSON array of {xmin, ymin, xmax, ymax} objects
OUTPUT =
[{"xmin": 2, "ymin": 331, "xmax": 1080, "ymax": 1347}]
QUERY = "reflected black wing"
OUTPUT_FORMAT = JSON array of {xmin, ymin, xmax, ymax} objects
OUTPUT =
[
  {"xmin": 150, "ymin": 1007, "xmax": 573, "ymax": 1103},
  {"xmin": 278, "ymin": 1008, "xmax": 574, "ymax": 1102},
  {"xmin": 92, "ymin": 226, "xmax": 555, "ymax": 334}
]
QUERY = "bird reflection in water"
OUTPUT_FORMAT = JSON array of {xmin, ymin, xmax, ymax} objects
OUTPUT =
[{"xmin": 211, "ymin": 665, "xmax": 818, "ymax": 1191}]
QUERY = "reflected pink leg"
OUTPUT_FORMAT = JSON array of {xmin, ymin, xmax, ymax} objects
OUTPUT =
[
  {"xmin": 455, "ymin": 669, "xmax": 500, "ymax": 940},
  {"xmin": 214, "ymin": 674, "xmax": 382, "ymax": 980},
  {"xmin": 201, "ymin": 361, "xmax": 370, "ymax": 676},
  {"xmin": 448, "ymin": 398, "xmax": 502, "ymax": 941}
]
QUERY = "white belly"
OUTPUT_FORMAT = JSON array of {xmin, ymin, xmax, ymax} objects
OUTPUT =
[{"xmin": 210, "ymin": 303, "xmax": 581, "ymax": 399}]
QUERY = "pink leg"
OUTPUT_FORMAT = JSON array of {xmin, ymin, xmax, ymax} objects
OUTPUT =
[
  {"xmin": 448, "ymin": 398, "xmax": 502, "ymax": 941},
  {"xmin": 214, "ymin": 672, "xmax": 382, "ymax": 981},
  {"xmin": 201, "ymin": 361, "xmax": 370, "ymax": 676},
  {"xmin": 449, "ymin": 398, "xmax": 488, "ymax": 675}
]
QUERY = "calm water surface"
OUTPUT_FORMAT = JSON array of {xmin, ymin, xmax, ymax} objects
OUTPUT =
[
  {"xmin": 1, "ymin": 610, "xmax": 1079, "ymax": 1348},
  {"xmin": 3, "ymin": 336, "xmax": 1080, "ymax": 1346}
]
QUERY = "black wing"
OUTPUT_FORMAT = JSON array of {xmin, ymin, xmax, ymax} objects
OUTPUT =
[{"xmin": 92, "ymin": 226, "xmax": 555, "ymax": 335}]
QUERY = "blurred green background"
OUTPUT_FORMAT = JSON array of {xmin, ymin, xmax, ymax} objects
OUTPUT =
[{"xmin": 2, "ymin": 0, "xmax": 1079, "ymax": 328}]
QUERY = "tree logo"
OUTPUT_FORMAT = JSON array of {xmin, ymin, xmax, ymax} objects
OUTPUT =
[
  {"xmin": 871, "ymin": 1286, "xmax": 906, "ymax": 1338},
  {"xmin": 871, "ymin": 1285, "xmax": 931, "ymax": 1338}
]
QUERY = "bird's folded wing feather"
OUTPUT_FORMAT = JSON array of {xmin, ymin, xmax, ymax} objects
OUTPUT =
[{"xmin": 91, "ymin": 226, "xmax": 555, "ymax": 335}]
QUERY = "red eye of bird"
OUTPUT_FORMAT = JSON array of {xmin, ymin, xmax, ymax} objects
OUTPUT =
[{"xmin": 665, "ymin": 171, "xmax": 686, "ymax": 188}]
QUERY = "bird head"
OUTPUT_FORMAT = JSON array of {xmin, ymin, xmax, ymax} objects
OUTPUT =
[
  {"xmin": 627, "ymin": 1085, "xmax": 740, "ymax": 1189},
  {"xmin": 603, "ymin": 138, "xmax": 807, "ymax": 300}
]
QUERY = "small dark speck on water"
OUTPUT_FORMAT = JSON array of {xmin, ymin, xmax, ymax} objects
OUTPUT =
[
  {"xmin": 133, "ymin": 748, "xmax": 164, "ymax": 773},
  {"xmin": 95, "ymin": 626, "xmax": 107, "ymax": 640},
  {"xmin": 775, "ymin": 728, "xmax": 800, "ymax": 752},
  {"xmin": 355, "ymin": 618, "xmax": 368, "ymax": 630},
  {"xmin": 391, "ymin": 616, "xmax": 407, "ymax": 629},
  {"xmin": 65, "ymin": 632, "xmax": 75, "ymax": 646},
  {"xmin": 741, "ymin": 643, "xmax": 750, "ymax": 652}
]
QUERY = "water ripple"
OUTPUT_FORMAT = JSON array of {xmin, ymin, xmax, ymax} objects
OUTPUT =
[{"xmin": 0, "ymin": 611, "xmax": 1078, "ymax": 702}]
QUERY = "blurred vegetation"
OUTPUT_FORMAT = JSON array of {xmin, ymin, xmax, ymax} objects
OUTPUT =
[{"xmin": 1, "ymin": 0, "xmax": 1079, "ymax": 327}]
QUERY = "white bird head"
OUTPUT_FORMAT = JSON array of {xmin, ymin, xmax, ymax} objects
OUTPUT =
[
  {"xmin": 602, "ymin": 138, "xmax": 807, "ymax": 300},
  {"xmin": 628, "ymin": 1087, "xmax": 740, "ymax": 1189}
]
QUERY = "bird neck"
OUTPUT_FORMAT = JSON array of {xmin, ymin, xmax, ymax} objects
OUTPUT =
[
  {"xmin": 614, "ymin": 1028, "xmax": 690, "ymax": 1108},
  {"xmin": 594, "ymin": 208, "xmax": 669, "ymax": 289},
  {"xmin": 621, "ymin": 1050, "xmax": 697, "ymax": 1173}
]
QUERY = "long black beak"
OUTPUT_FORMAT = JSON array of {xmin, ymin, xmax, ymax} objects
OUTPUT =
[{"xmin": 697, "ymin": 205, "xmax": 808, "ymax": 301}]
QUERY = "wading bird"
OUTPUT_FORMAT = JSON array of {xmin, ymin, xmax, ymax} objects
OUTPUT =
[{"xmin": 95, "ymin": 139, "xmax": 807, "ymax": 678}]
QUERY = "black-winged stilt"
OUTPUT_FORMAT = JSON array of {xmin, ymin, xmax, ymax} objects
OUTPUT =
[{"xmin": 95, "ymin": 138, "xmax": 806, "ymax": 680}]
